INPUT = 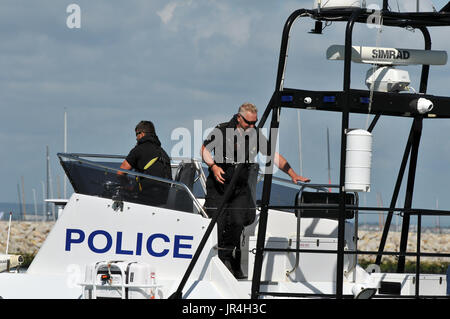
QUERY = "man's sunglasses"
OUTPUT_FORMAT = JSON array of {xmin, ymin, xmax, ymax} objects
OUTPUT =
[
  {"xmin": 136, "ymin": 131, "xmax": 146, "ymax": 136},
  {"xmin": 239, "ymin": 114, "xmax": 258, "ymax": 126}
]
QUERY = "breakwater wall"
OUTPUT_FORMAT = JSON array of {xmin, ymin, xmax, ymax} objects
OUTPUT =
[{"xmin": 1, "ymin": 222, "xmax": 449, "ymax": 264}]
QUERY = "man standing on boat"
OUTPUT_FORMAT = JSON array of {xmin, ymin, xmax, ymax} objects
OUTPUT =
[
  {"xmin": 201, "ymin": 102, "xmax": 310, "ymax": 279},
  {"xmin": 118, "ymin": 120, "xmax": 172, "ymax": 205}
]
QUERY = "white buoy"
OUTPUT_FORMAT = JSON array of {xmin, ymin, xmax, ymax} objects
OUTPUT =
[
  {"xmin": 345, "ymin": 129, "xmax": 372, "ymax": 192},
  {"xmin": 0, "ymin": 254, "xmax": 24, "ymax": 273}
]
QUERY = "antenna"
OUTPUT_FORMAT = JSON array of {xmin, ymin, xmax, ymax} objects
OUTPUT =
[
  {"xmin": 327, "ymin": 45, "xmax": 448, "ymax": 66},
  {"xmin": 327, "ymin": 127, "xmax": 331, "ymax": 191},
  {"xmin": 297, "ymin": 110, "xmax": 303, "ymax": 176},
  {"xmin": 327, "ymin": 44, "xmax": 447, "ymax": 94}
]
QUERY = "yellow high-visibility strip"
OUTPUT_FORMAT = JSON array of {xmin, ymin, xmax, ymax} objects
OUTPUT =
[
  {"xmin": 143, "ymin": 157, "xmax": 159, "ymax": 170},
  {"xmin": 136, "ymin": 176, "xmax": 142, "ymax": 192}
]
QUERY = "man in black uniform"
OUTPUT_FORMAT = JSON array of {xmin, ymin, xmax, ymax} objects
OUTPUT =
[
  {"xmin": 201, "ymin": 103, "xmax": 310, "ymax": 279},
  {"xmin": 119, "ymin": 120, "xmax": 172, "ymax": 206}
]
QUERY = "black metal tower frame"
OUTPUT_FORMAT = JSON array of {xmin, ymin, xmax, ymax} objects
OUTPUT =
[
  {"xmin": 170, "ymin": 4, "xmax": 450, "ymax": 300},
  {"xmin": 250, "ymin": 6, "xmax": 450, "ymax": 299}
]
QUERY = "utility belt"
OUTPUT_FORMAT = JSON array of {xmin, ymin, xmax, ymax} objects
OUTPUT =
[
  {"xmin": 215, "ymin": 156, "xmax": 254, "ymax": 167},
  {"xmin": 216, "ymin": 162, "xmax": 246, "ymax": 168},
  {"xmin": 212, "ymin": 161, "xmax": 251, "ymax": 187}
]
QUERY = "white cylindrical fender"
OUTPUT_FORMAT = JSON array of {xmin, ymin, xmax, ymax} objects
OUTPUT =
[{"xmin": 345, "ymin": 129, "xmax": 372, "ymax": 192}]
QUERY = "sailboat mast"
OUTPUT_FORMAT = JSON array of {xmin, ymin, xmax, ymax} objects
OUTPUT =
[
  {"xmin": 21, "ymin": 176, "xmax": 26, "ymax": 220},
  {"xmin": 33, "ymin": 188, "xmax": 38, "ymax": 221},
  {"xmin": 46, "ymin": 145, "xmax": 50, "ymax": 218},
  {"xmin": 17, "ymin": 183, "xmax": 22, "ymax": 219},
  {"xmin": 327, "ymin": 127, "xmax": 331, "ymax": 190},
  {"xmin": 64, "ymin": 110, "xmax": 67, "ymax": 198},
  {"xmin": 297, "ymin": 110, "xmax": 303, "ymax": 176}
]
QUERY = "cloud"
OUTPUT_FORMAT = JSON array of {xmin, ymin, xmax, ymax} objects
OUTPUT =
[
  {"xmin": 157, "ymin": 2, "xmax": 179, "ymax": 24},
  {"xmin": 157, "ymin": 1, "xmax": 251, "ymax": 47}
]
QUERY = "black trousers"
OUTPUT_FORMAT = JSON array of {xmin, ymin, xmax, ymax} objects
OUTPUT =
[{"xmin": 205, "ymin": 173, "xmax": 256, "ymax": 271}]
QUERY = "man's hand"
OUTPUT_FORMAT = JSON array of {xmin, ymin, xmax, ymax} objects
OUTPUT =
[
  {"xmin": 118, "ymin": 159, "xmax": 132, "ymax": 176},
  {"xmin": 274, "ymin": 152, "xmax": 311, "ymax": 184},
  {"xmin": 201, "ymin": 144, "xmax": 226, "ymax": 184},
  {"xmin": 212, "ymin": 165, "xmax": 226, "ymax": 184},
  {"xmin": 291, "ymin": 174, "xmax": 311, "ymax": 184}
]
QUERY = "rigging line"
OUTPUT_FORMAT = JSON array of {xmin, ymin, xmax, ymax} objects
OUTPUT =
[
  {"xmin": 297, "ymin": 110, "xmax": 303, "ymax": 176},
  {"xmin": 366, "ymin": 13, "xmax": 384, "ymax": 130}
]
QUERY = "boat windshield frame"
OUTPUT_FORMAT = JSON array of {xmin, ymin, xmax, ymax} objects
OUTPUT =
[{"xmin": 57, "ymin": 152, "xmax": 208, "ymax": 218}]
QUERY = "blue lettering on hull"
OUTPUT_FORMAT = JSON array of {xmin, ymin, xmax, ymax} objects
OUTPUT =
[{"xmin": 65, "ymin": 228, "xmax": 193, "ymax": 259}]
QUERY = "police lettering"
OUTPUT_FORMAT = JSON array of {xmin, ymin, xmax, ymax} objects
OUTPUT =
[
  {"xmin": 65, "ymin": 228, "xmax": 193, "ymax": 259},
  {"xmin": 372, "ymin": 49, "xmax": 410, "ymax": 60}
]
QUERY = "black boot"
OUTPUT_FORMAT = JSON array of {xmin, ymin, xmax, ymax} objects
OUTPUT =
[
  {"xmin": 222, "ymin": 258, "xmax": 233, "ymax": 273},
  {"xmin": 233, "ymin": 268, "xmax": 247, "ymax": 280},
  {"xmin": 231, "ymin": 248, "xmax": 247, "ymax": 280},
  {"xmin": 218, "ymin": 246, "xmax": 235, "ymax": 275}
]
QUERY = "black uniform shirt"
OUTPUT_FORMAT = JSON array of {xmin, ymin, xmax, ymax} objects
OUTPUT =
[
  {"xmin": 203, "ymin": 114, "xmax": 269, "ymax": 164},
  {"xmin": 126, "ymin": 135, "xmax": 171, "ymax": 179},
  {"xmin": 203, "ymin": 115, "xmax": 269, "ymax": 185}
]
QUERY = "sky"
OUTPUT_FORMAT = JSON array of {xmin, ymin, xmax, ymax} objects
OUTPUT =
[{"xmin": 0, "ymin": 0, "xmax": 449, "ymax": 226}]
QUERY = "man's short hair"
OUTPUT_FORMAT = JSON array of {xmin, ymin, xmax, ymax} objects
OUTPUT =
[
  {"xmin": 135, "ymin": 120, "xmax": 156, "ymax": 134},
  {"xmin": 238, "ymin": 103, "xmax": 257, "ymax": 116}
]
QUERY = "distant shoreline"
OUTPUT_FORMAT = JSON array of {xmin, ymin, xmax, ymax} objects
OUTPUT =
[{"xmin": 1, "ymin": 221, "xmax": 449, "ymax": 267}]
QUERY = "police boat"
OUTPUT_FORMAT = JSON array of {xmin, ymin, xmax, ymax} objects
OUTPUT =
[
  {"xmin": 0, "ymin": 153, "xmax": 375, "ymax": 299},
  {"xmin": 1, "ymin": 1, "xmax": 450, "ymax": 299}
]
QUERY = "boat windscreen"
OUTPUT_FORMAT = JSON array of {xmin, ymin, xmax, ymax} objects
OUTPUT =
[{"xmin": 60, "ymin": 159, "xmax": 198, "ymax": 214}]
